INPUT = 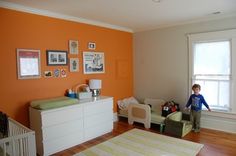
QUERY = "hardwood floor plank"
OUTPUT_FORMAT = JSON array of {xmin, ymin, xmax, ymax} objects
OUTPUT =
[{"xmin": 52, "ymin": 118, "xmax": 236, "ymax": 156}]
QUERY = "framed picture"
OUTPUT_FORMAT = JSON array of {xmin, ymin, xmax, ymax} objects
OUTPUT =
[
  {"xmin": 44, "ymin": 71, "xmax": 52, "ymax": 78},
  {"xmin": 17, "ymin": 49, "xmax": 41, "ymax": 79},
  {"xmin": 46, "ymin": 50, "xmax": 68, "ymax": 66},
  {"xmin": 83, "ymin": 52, "xmax": 105, "ymax": 74},
  {"xmin": 54, "ymin": 69, "xmax": 60, "ymax": 77},
  {"xmin": 69, "ymin": 40, "xmax": 79, "ymax": 54},
  {"xmin": 88, "ymin": 42, "xmax": 96, "ymax": 50},
  {"xmin": 70, "ymin": 58, "xmax": 79, "ymax": 72},
  {"xmin": 61, "ymin": 69, "xmax": 67, "ymax": 77}
]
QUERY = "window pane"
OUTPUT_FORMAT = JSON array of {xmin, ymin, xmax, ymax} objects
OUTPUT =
[
  {"xmin": 193, "ymin": 79, "xmax": 230, "ymax": 110},
  {"xmin": 194, "ymin": 41, "xmax": 230, "ymax": 75},
  {"xmin": 219, "ymin": 81, "xmax": 230, "ymax": 108},
  {"xmin": 201, "ymin": 81, "xmax": 218, "ymax": 106}
]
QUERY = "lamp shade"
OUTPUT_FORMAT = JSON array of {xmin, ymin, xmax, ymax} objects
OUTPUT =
[{"xmin": 89, "ymin": 79, "xmax": 102, "ymax": 89}]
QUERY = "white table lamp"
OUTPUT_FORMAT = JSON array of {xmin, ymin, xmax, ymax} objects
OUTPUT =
[{"xmin": 89, "ymin": 79, "xmax": 102, "ymax": 97}]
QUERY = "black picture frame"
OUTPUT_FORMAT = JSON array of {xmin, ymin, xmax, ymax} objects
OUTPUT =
[{"xmin": 46, "ymin": 50, "xmax": 68, "ymax": 66}]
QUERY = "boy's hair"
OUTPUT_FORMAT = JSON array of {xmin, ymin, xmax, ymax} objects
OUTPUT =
[{"xmin": 192, "ymin": 84, "xmax": 201, "ymax": 90}]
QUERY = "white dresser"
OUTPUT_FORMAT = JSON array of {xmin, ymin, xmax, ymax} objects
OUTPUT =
[{"xmin": 29, "ymin": 96, "xmax": 113, "ymax": 156}]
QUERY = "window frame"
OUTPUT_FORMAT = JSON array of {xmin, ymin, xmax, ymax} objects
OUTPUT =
[
  {"xmin": 193, "ymin": 40, "xmax": 232, "ymax": 111},
  {"xmin": 188, "ymin": 29, "xmax": 236, "ymax": 114}
]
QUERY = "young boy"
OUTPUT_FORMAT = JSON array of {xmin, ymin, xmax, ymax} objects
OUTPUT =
[{"xmin": 185, "ymin": 84, "xmax": 211, "ymax": 133}]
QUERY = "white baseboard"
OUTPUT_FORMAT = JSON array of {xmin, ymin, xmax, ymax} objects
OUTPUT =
[
  {"xmin": 113, "ymin": 112, "xmax": 118, "ymax": 122},
  {"xmin": 113, "ymin": 111, "xmax": 236, "ymax": 133},
  {"xmin": 201, "ymin": 114, "xmax": 236, "ymax": 133}
]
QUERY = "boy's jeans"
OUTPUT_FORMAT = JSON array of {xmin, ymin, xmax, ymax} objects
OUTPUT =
[{"xmin": 190, "ymin": 110, "xmax": 201, "ymax": 130}]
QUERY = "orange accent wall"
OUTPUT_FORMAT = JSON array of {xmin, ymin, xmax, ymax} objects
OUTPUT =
[{"xmin": 0, "ymin": 8, "xmax": 133, "ymax": 126}]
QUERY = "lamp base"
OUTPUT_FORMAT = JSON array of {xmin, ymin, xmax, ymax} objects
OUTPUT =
[{"xmin": 91, "ymin": 89, "xmax": 101, "ymax": 97}]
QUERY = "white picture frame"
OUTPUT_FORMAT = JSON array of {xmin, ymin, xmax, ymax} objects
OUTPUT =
[
  {"xmin": 17, "ymin": 49, "xmax": 41, "ymax": 79},
  {"xmin": 69, "ymin": 40, "xmax": 79, "ymax": 54},
  {"xmin": 83, "ymin": 52, "xmax": 105, "ymax": 74},
  {"xmin": 70, "ymin": 58, "xmax": 79, "ymax": 72}
]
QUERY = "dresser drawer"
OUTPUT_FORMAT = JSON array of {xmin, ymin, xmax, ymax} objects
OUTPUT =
[
  {"xmin": 84, "ymin": 121, "xmax": 113, "ymax": 141},
  {"xmin": 84, "ymin": 99, "xmax": 113, "ymax": 117},
  {"xmin": 43, "ymin": 132, "xmax": 84, "ymax": 156},
  {"xmin": 41, "ymin": 105, "xmax": 83, "ymax": 127},
  {"xmin": 42, "ymin": 119, "xmax": 83, "ymax": 141},
  {"xmin": 84, "ymin": 111, "xmax": 113, "ymax": 128}
]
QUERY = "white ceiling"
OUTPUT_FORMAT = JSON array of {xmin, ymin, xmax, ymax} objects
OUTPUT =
[{"xmin": 1, "ymin": 0, "xmax": 236, "ymax": 32}]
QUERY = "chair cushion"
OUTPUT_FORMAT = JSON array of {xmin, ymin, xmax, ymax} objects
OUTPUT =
[
  {"xmin": 181, "ymin": 120, "xmax": 192, "ymax": 124},
  {"xmin": 118, "ymin": 109, "xmax": 128, "ymax": 117},
  {"xmin": 151, "ymin": 112, "xmax": 165, "ymax": 124},
  {"xmin": 117, "ymin": 97, "xmax": 139, "ymax": 110}
]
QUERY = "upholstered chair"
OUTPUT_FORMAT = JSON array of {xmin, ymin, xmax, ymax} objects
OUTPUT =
[{"xmin": 165, "ymin": 112, "xmax": 192, "ymax": 137}]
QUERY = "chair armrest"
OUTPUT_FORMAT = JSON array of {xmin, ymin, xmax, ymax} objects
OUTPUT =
[
  {"xmin": 128, "ymin": 103, "xmax": 151, "ymax": 128},
  {"xmin": 165, "ymin": 119, "xmax": 187, "ymax": 137},
  {"xmin": 166, "ymin": 111, "xmax": 177, "ymax": 118},
  {"xmin": 166, "ymin": 111, "xmax": 182, "ymax": 121}
]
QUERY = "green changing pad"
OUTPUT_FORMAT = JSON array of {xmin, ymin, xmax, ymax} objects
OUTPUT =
[{"xmin": 31, "ymin": 96, "xmax": 79, "ymax": 110}]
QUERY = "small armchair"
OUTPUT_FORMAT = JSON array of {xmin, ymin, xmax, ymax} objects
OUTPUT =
[{"xmin": 165, "ymin": 112, "xmax": 192, "ymax": 137}]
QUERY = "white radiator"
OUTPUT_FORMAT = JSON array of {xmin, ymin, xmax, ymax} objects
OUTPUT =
[{"xmin": 0, "ymin": 118, "xmax": 36, "ymax": 156}]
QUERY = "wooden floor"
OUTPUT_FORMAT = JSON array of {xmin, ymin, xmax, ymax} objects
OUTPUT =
[{"xmin": 53, "ymin": 118, "xmax": 236, "ymax": 156}]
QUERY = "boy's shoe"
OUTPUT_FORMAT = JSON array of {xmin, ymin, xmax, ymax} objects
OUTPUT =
[{"xmin": 194, "ymin": 129, "xmax": 200, "ymax": 133}]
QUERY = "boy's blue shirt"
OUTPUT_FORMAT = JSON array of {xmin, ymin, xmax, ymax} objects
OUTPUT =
[{"xmin": 186, "ymin": 94, "xmax": 209, "ymax": 111}]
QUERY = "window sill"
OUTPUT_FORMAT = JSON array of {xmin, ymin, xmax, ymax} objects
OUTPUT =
[{"xmin": 202, "ymin": 110, "xmax": 236, "ymax": 120}]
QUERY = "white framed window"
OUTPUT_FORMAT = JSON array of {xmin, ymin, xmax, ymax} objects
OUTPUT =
[{"xmin": 188, "ymin": 29, "xmax": 236, "ymax": 113}]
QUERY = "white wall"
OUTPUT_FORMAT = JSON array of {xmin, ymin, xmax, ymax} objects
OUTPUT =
[{"xmin": 133, "ymin": 17, "xmax": 236, "ymax": 133}]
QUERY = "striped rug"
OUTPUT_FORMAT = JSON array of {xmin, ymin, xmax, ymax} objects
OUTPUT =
[{"xmin": 75, "ymin": 128, "xmax": 203, "ymax": 156}]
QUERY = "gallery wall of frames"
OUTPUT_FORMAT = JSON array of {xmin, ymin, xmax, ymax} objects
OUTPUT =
[{"xmin": 17, "ymin": 40, "xmax": 103, "ymax": 79}]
